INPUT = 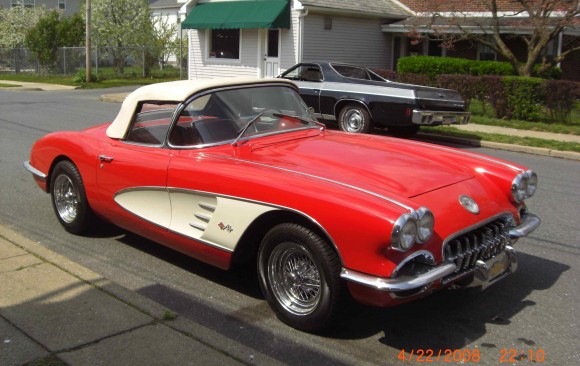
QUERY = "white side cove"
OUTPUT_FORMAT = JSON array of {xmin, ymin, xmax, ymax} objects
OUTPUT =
[{"xmin": 114, "ymin": 189, "xmax": 276, "ymax": 252}]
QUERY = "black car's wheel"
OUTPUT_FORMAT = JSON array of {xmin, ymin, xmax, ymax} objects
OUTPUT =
[
  {"xmin": 338, "ymin": 104, "xmax": 371, "ymax": 133},
  {"xmin": 50, "ymin": 160, "xmax": 92, "ymax": 234},
  {"xmin": 388, "ymin": 124, "xmax": 420, "ymax": 138},
  {"xmin": 258, "ymin": 223, "xmax": 343, "ymax": 332}
]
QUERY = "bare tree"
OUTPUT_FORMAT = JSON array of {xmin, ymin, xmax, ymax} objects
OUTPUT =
[{"xmin": 406, "ymin": 0, "xmax": 580, "ymax": 76}]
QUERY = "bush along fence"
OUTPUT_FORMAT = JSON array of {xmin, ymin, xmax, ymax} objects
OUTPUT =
[
  {"xmin": 0, "ymin": 46, "xmax": 184, "ymax": 78},
  {"xmin": 376, "ymin": 60, "xmax": 579, "ymax": 123}
]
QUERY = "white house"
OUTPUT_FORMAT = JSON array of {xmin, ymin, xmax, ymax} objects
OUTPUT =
[{"xmin": 179, "ymin": 0, "xmax": 412, "ymax": 80}]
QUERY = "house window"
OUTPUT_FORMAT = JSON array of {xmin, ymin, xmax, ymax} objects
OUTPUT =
[
  {"xmin": 428, "ymin": 39, "xmax": 444, "ymax": 57},
  {"xmin": 11, "ymin": 0, "xmax": 35, "ymax": 7},
  {"xmin": 59, "ymin": 0, "xmax": 66, "ymax": 10},
  {"xmin": 478, "ymin": 43, "xmax": 497, "ymax": 61},
  {"xmin": 208, "ymin": 29, "xmax": 240, "ymax": 59}
]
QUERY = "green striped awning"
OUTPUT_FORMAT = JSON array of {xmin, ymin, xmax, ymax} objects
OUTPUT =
[{"xmin": 182, "ymin": 0, "xmax": 290, "ymax": 30}]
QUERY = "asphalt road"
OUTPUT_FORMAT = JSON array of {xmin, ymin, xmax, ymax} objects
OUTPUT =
[{"xmin": 1, "ymin": 88, "xmax": 579, "ymax": 365}]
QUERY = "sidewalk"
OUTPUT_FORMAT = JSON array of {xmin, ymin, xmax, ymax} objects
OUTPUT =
[
  {"xmin": 0, "ymin": 80, "xmax": 77, "ymax": 91},
  {"xmin": 0, "ymin": 225, "xmax": 281, "ymax": 366}
]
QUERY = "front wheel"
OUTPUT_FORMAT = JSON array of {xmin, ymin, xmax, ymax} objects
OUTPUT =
[
  {"xmin": 258, "ymin": 223, "xmax": 343, "ymax": 332},
  {"xmin": 50, "ymin": 160, "xmax": 93, "ymax": 234},
  {"xmin": 338, "ymin": 104, "xmax": 371, "ymax": 133}
]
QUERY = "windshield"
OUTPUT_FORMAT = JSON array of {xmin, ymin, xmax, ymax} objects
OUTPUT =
[{"xmin": 169, "ymin": 85, "xmax": 319, "ymax": 147}]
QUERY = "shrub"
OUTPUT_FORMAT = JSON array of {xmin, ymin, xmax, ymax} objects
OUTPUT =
[
  {"xmin": 481, "ymin": 76, "xmax": 509, "ymax": 118},
  {"xmin": 436, "ymin": 74, "xmax": 486, "ymax": 109},
  {"xmin": 543, "ymin": 80, "xmax": 580, "ymax": 122},
  {"xmin": 396, "ymin": 56, "xmax": 562, "ymax": 80},
  {"xmin": 397, "ymin": 56, "xmax": 471, "ymax": 78},
  {"xmin": 503, "ymin": 77, "xmax": 545, "ymax": 120},
  {"xmin": 73, "ymin": 70, "xmax": 103, "ymax": 84},
  {"xmin": 470, "ymin": 61, "xmax": 513, "ymax": 76},
  {"xmin": 534, "ymin": 65, "xmax": 562, "ymax": 79}
]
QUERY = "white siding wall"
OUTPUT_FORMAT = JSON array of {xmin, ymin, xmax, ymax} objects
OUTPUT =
[
  {"xmin": 302, "ymin": 14, "xmax": 392, "ymax": 69},
  {"xmin": 279, "ymin": 7, "xmax": 300, "ymax": 72},
  {"xmin": 188, "ymin": 29, "xmax": 260, "ymax": 80}
]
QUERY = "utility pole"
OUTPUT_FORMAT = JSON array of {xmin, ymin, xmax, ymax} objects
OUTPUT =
[{"xmin": 85, "ymin": 0, "xmax": 92, "ymax": 82}]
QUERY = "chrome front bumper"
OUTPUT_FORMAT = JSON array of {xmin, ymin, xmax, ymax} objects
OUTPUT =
[
  {"xmin": 24, "ymin": 161, "xmax": 47, "ymax": 182},
  {"xmin": 412, "ymin": 110, "xmax": 471, "ymax": 126},
  {"xmin": 341, "ymin": 213, "xmax": 540, "ymax": 294}
]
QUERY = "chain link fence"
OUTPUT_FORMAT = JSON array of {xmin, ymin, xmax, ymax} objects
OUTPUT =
[{"xmin": 0, "ymin": 46, "xmax": 183, "ymax": 77}]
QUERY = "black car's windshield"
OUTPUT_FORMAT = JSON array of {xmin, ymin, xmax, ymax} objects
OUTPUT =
[{"xmin": 169, "ymin": 85, "xmax": 319, "ymax": 147}]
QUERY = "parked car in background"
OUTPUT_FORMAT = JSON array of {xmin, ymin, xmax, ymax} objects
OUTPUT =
[
  {"xmin": 279, "ymin": 62, "xmax": 471, "ymax": 137},
  {"xmin": 25, "ymin": 78, "xmax": 539, "ymax": 332}
]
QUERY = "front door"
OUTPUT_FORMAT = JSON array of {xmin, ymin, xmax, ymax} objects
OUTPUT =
[{"xmin": 262, "ymin": 29, "xmax": 280, "ymax": 78}]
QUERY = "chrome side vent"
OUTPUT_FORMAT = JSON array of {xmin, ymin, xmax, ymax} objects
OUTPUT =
[
  {"xmin": 189, "ymin": 202, "xmax": 217, "ymax": 232},
  {"xmin": 443, "ymin": 216, "xmax": 512, "ymax": 283}
]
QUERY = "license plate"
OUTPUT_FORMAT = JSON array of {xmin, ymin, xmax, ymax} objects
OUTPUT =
[{"xmin": 487, "ymin": 252, "xmax": 509, "ymax": 280}]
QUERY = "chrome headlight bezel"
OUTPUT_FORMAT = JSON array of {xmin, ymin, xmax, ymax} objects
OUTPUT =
[
  {"xmin": 391, "ymin": 207, "xmax": 434, "ymax": 252},
  {"xmin": 416, "ymin": 207, "xmax": 435, "ymax": 243},
  {"xmin": 391, "ymin": 213, "xmax": 418, "ymax": 252},
  {"xmin": 511, "ymin": 170, "xmax": 538, "ymax": 203}
]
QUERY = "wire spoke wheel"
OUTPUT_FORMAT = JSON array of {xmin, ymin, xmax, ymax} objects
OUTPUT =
[
  {"xmin": 50, "ymin": 160, "xmax": 93, "ymax": 234},
  {"xmin": 258, "ymin": 223, "xmax": 343, "ymax": 332},
  {"xmin": 268, "ymin": 242, "xmax": 322, "ymax": 315},
  {"xmin": 53, "ymin": 174, "xmax": 79, "ymax": 223}
]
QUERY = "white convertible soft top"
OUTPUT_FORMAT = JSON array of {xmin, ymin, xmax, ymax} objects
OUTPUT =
[{"xmin": 106, "ymin": 77, "xmax": 295, "ymax": 139}]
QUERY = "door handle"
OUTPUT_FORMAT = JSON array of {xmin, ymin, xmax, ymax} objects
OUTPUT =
[{"xmin": 99, "ymin": 155, "xmax": 114, "ymax": 163}]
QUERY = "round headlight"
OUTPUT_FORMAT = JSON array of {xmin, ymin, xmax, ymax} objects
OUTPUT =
[
  {"xmin": 391, "ymin": 214, "xmax": 418, "ymax": 252},
  {"xmin": 526, "ymin": 171, "xmax": 538, "ymax": 197},
  {"xmin": 512, "ymin": 173, "xmax": 528, "ymax": 203},
  {"xmin": 416, "ymin": 208, "xmax": 434, "ymax": 243}
]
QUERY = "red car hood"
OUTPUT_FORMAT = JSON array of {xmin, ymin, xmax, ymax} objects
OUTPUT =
[{"xmin": 245, "ymin": 131, "xmax": 474, "ymax": 199}]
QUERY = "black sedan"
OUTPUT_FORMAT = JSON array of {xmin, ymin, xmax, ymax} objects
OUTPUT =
[{"xmin": 279, "ymin": 62, "xmax": 470, "ymax": 137}]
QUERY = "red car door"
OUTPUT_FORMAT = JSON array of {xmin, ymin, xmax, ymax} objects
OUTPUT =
[
  {"xmin": 94, "ymin": 102, "xmax": 176, "ymax": 236},
  {"xmin": 95, "ymin": 140, "xmax": 173, "ymax": 234}
]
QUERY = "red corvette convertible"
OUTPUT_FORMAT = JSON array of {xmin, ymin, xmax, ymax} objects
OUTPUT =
[{"xmin": 25, "ymin": 78, "xmax": 540, "ymax": 332}]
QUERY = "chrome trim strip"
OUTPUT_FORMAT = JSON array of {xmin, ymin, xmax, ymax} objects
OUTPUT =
[
  {"xmin": 23, "ymin": 161, "xmax": 47, "ymax": 181},
  {"xmin": 210, "ymin": 155, "xmax": 415, "ymax": 212},
  {"xmin": 509, "ymin": 213, "xmax": 540, "ymax": 239},
  {"xmin": 189, "ymin": 222, "xmax": 207, "ymax": 231},
  {"xmin": 318, "ymin": 82, "xmax": 416, "ymax": 100},
  {"xmin": 340, "ymin": 262, "xmax": 457, "ymax": 292},
  {"xmin": 391, "ymin": 250, "xmax": 436, "ymax": 278},
  {"xmin": 194, "ymin": 213, "xmax": 211, "ymax": 222}
]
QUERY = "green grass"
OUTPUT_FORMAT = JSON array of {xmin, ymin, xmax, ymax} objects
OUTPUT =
[
  {"xmin": 469, "ymin": 100, "xmax": 580, "ymax": 135},
  {"xmin": 0, "ymin": 67, "xmax": 181, "ymax": 89},
  {"xmin": 421, "ymin": 126, "xmax": 580, "ymax": 153},
  {"xmin": 0, "ymin": 82, "xmax": 19, "ymax": 87}
]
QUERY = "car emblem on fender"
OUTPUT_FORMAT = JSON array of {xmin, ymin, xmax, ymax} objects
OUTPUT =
[{"xmin": 459, "ymin": 195, "xmax": 480, "ymax": 214}]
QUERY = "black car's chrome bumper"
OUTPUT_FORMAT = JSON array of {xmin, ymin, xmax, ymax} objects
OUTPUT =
[{"xmin": 412, "ymin": 110, "xmax": 471, "ymax": 126}]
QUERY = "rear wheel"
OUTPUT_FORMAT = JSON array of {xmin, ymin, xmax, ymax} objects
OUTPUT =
[
  {"xmin": 258, "ymin": 223, "xmax": 343, "ymax": 332},
  {"xmin": 338, "ymin": 104, "xmax": 371, "ymax": 133},
  {"xmin": 388, "ymin": 124, "xmax": 420, "ymax": 138},
  {"xmin": 50, "ymin": 160, "xmax": 92, "ymax": 234}
]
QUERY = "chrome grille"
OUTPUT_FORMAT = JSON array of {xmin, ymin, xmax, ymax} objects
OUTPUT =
[{"xmin": 443, "ymin": 216, "xmax": 513, "ymax": 282}]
